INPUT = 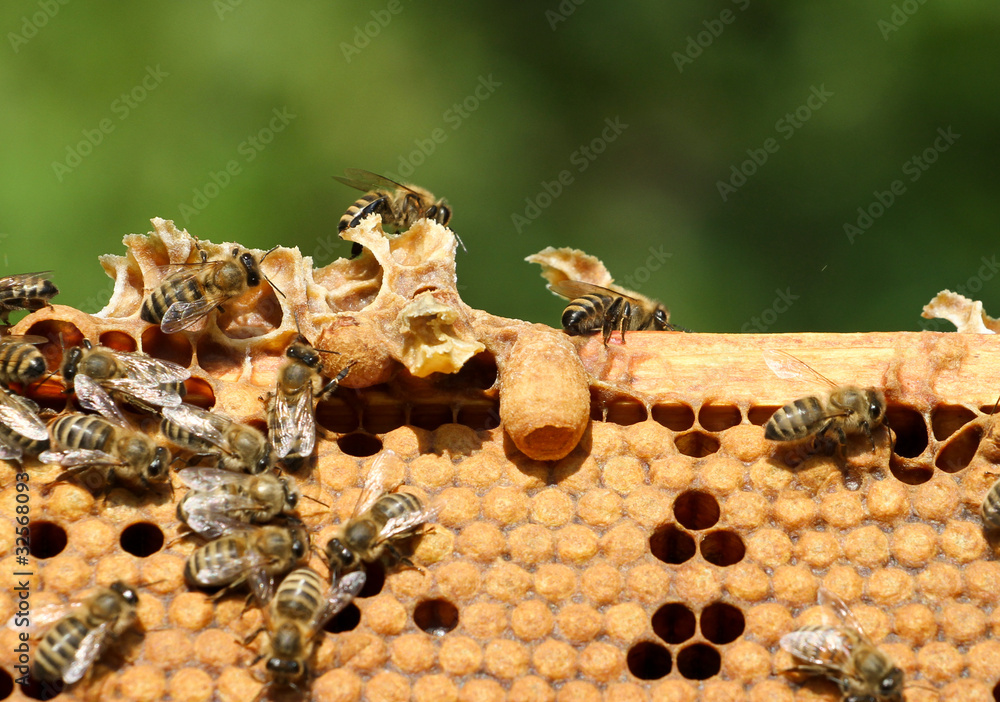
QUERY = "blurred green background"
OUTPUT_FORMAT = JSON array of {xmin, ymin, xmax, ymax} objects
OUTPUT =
[{"xmin": 1, "ymin": 1, "xmax": 998, "ymax": 333}]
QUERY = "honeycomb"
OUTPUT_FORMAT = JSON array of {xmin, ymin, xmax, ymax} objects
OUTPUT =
[{"xmin": 1, "ymin": 218, "xmax": 999, "ymax": 702}]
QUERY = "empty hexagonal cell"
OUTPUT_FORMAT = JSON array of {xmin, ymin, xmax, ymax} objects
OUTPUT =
[
  {"xmin": 698, "ymin": 404, "xmax": 742, "ymax": 431},
  {"xmin": 18, "ymin": 672, "xmax": 63, "ymax": 701},
  {"xmin": 323, "ymin": 602, "xmax": 361, "ymax": 634},
  {"xmin": 626, "ymin": 641, "xmax": 672, "ymax": 680},
  {"xmin": 414, "ymin": 599, "xmax": 459, "ymax": 636},
  {"xmin": 931, "ymin": 404, "xmax": 977, "ymax": 440},
  {"xmin": 700, "ymin": 531, "xmax": 745, "ymax": 567},
  {"xmin": 316, "ymin": 396, "xmax": 361, "ymax": 433},
  {"xmin": 98, "ymin": 331, "xmax": 137, "ymax": 352},
  {"xmin": 674, "ymin": 430, "xmax": 720, "ymax": 457},
  {"xmin": 673, "ymin": 491, "xmax": 720, "ymax": 530},
  {"xmin": 337, "ymin": 433, "xmax": 383, "ymax": 457},
  {"xmin": 120, "ymin": 522, "xmax": 164, "ymax": 558},
  {"xmin": 140, "ymin": 325, "xmax": 193, "ymax": 368},
  {"xmin": 887, "ymin": 406, "xmax": 928, "ymax": 458},
  {"xmin": 409, "ymin": 404, "xmax": 453, "ymax": 431},
  {"xmin": 195, "ymin": 333, "xmax": 244, "ymax": 380},
  {"xmin": 456, "ymin": 402, "xmax": 500, "ymax": 431},
  {"xmin": 676, "ymin": 643, "xmax": 721, "ymax": 680},
  {"xmin": 0, "ymin": 668, "xmax": 12, "ymax": 700},
  {"xmin": 650, "ymin": 524, "xmax": 696, "ymax": 565},
  {"xmin": 357, "ymin": 560, "xmax": 386, "ymax": 598},
  {"xmin": 182, "ymin": 377, "xmax": 216, "ymax": 409},
  {"xmin": 935, "ymin": 421, "xmax": 983, "ymax": 473},
  {"xmin": 361, "ymin": 392, "xmax": 406, "ymax": 434},
  {"xmin": 993, "ymin": 679, "xmax": 999, "ymax": 702},
  {"xmin": 27, "ymin": 319, "xmax": 83, "ymax": 369},
  {"xmin": 652, "ymin": 603, "xmax": 696, "ymax": 644},
  {"xmin": 700, "ymin": 602, "xmax": 745, "ymax": 644},
  {"xmin": 652, "ymin": 403, "xmax": 695, "ymax": 431},
  {"xmin": 747, "ymin": 405, "xmax": 780, "ymax": 426},
  {"xmin": 889, "ymin": 454, "xmax": 934, "ymax": 485},
  {"xmin": 605, "ymin": 400, "xmax": 648, "ymax": 426},
  {"xmin": 28, "ymin": 521, "xmax": 67, "ymax": 559}
]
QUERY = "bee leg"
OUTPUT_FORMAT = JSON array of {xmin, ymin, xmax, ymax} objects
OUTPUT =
[
  {"xmin": 619, "ymin": 301, "xmax": 632, "ymax": 344},
  {"xmin": 244, "ymin": 625, "xmax": 265, "ymax": 647},
  {"xmin": 349, "ymin": 196, "xmax": 390, "ymax": 231},
  {"xmin": 318, "ymin": 363, "xmax": 354, "ymax": 398},
  {"xmin": 384, "ymin": 542, "xmax": 420, "ymax": 573},
  {"xmin": 602, "ymin": 297, "xmax": 624, "ymax": 346}
]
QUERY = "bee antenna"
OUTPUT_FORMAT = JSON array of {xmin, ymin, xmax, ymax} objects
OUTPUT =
[
  {"xmin": 302, "ymin": 493, "xmax": 330, "ymax": 507},
  {"xmin": 984, "ymin": 394, "xmax": 1000, "ymax": 442},
  {"xmin": 258, "ymin": 247, "xmax": 286, "ymax": 300}
]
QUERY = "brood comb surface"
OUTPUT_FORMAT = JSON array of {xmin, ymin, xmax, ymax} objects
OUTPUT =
[{"xmin": 1, "ymin": 219, "xmax": 999, "ymax": 701}]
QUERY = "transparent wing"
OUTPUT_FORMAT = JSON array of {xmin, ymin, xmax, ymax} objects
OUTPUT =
[
  {"xmin": 163, "ymin": 405, "xmax": 229, "ymax": 450},
  {"xmin": 334, "ymin": 169, "xmax": 414, "ymax": 195},
  {"xmin": 0, "ymin": 272, "xmax": 54, "ymax": 293},
  {"xmin": 310, "ymin": 571, "xmax": 366, "ymax": 631},
  {"xmin": 549, "ymin": 280, "xmax": 640, "ymax": 305},
  {"xmin": 763, "ymin": 349, "xmax": 838, "ymax": 389},
  {"xmin": 0, "ymin": 441, "xmax": 22, "ymax": 461},
  {"xmin": 74, "ymin": 376, "xmax": 130, "ymax": 427},
  {"xmin": 245, "ymin": 548, "xmax": 277, "ymax": 604},
  {"xmin": 780, "ymin": 626, "xmax": 853, "ymax": 669},
  {"xmin": 376, "ymin": 497, "xmax": 438, "ymax": 545},
  {"xmin": 818, "ymin": 587, "xmax": 868, "ymax": 639},
  {"xmin": 160, "ymin": 297, "xmax": 226, "ymax": 334},
  {"xmin": 270, "ymin": 385, "xmax": 315, "ymax": 458},
  {"xmin": 352, "ymin": 450, "xmax": 400, "ymax": 518},
  {"xmin": 0, "ymin": 334, "xmax": 49, "ymax": 346},
  {"xmin": 177, "ymin": 466, "xmax": 251, "ymax": 492},
  {"xmin": 181, "ymin": 492, "xmax": 262, "ymax": 539},
  {"xmin": 40, "ymin": 448, "xmax": 122, "ymax": 467},
  {"xmin": 6, "ymin": 603, "xmax": 72, "ymax": 636},
  {"xmin": 62, "ymin": 622, "xmax": 112, "ymax": 684},
  {"xmin": 100, "ymin": 377, "xmax": 185, "ymax": 408},
  {"xmin": 114, "ymin": 351, "xmax": 191, "ymax": 383},
  {"xmin": 0, "ymin": 387, "xmax": 49, "ymax": 440}
]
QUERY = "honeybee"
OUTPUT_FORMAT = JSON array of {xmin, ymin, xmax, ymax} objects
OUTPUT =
[
  {"xmin": 549, "ymin": 280, "xmax": 684, "ymax": 345},
  {"xmin": 763, "ymin": 349, "xmax": 887, "ymax": 452},
  {"xmin": 0, "ymin": 385, "xmax": 49, "ymax": 461},
  {"xmin": 0, "ymin": 272, "xmax": 59, "ymax": 324},
  {"xmin": 62, "ymin": 339, "xmax": 189, "ymax": 412},
  {"xmin": 0, "ymin": 334, "xmax": 49, "ymax": 386},
  {"xmin": 324, "ymin": 450, "xmax": 437, "ymax": 576},
  {"xmin": 177, "ymin": 467, "xmax": 301, "ymax": 539},
  {"xmin": 140, "ymin": 246, "xmax": 275, "ymax": 334},
  {"xmin": 334, "ymin": 168, "xmax": 462, "ymax": 257},
  {"xmin": 39, "ymin": 409, "xmax": 171, "ymax": 493},
  {"xmin": 184, "ymin": 520, "xmax": 310, "ymax": 602},
  {"xmin": 268, "ymin": 335, "xmax": 351, "ymax": 469},
  {"xmin": 781, "ymin": 588, "xmax": 903, "ymax": 702},
  {"xmin": 982, "ymin": 476, "xmax": 1000, "ymax": 530},
  {"xmin": 162, "ymin": 403, "xmax": 275, "ymax": 474},
  {"xmin": 246, "ymin": 568, "xmax": 366, "ymax": 695}
]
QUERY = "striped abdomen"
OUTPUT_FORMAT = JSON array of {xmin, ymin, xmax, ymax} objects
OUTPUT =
[
  {"xmin": 983, "ymin": 480, "xmax": 1000, "ymax": 529},
  {"xmin": 185, "ymin": 536, "xmax": 247, "ymax": 587},
  {"xmin": 51, "ymin": 415, "xmax": 116, "ymax": 452},
  {"xmin": 0, "ymin": 422, "xmax": 49, "ymax": 456},
  {"xmin": 160, "ymin": 417, "xmax": 214, "ymax": 454},
  {"xmin": 0, "ymin": 342, "xmax": 46, "ymax": 385},
  {"xmin": 338, "ymin": 192, "xmax": 389, "ymax": 232},
  {"xmin": 561, "ymin": 293, "xmax": 611, "ymax": 335},
  {"xmin": 272, "ymin": 568, "xmax": 325, "ymax": 622},
  {"xmin": 141, "ymin": 275, "xmax": 209, "ymax": 324},
  {"xmin": 0, "ymin": 278, "xmax": 58, "ymax": 317},
  {"xmin": 34, "ymin": 614, "xmax": 92, "ymax": 682},
  {"xmin": 370, "ymin": 492, "xmax": 423, "ymax": 532},
  {"xmin": 764, "ymin": 396, "xmax": 827, "ymax": 441}
]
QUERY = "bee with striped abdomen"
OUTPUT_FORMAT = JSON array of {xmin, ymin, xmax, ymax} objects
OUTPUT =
[
  {"xmin": 29, "ymin": 581, "xmax": 139, "ymax": 685},
  {"xmin": 334, "ymin": 168, "xmax": 462, "ymax": 257},
  {"xmin": 549, "ymin": 280, "xmax": 683, "ymax": 345},
  {"xmin": 0, "ymin": 385, "xmax": 49, "ymax": 461},
  {"xmin": 246, "ymin": 568, "xmax": 365, "ymax": 696},
  {"xmin": 176, "ymin": 467, "xmax": 300, "ymax": 539},
  {"xmin": 781, "ymin": 588, "xmax": 903, "ymax": 702},
  {"xmin": 161, "ymin": 403, "xmax": 275, "ymax": 474},
  {"xmin": 268, "ymin": 335, "xmax": 351, "ymax": 470},
  {"xmin": 0, "ymin": 272, "xmax": 59, "ymax": 324},
  {"xmin": 0, "ymin": 335, "xmax": 49, "ymax": 387},
  {"xmin": 763, "ymin": 349, "xmax": 886, "ymax": 454},
  {"xmin": 324, "ymin": 450, "xmax": 437, "ymax": 576},
  {"xmin": 141, "ymin": 246, "xmax": 276, "ymax": 333},
  {"xmin": 184, "ymin": 520, "xmax": 310, "ymax": 603}
]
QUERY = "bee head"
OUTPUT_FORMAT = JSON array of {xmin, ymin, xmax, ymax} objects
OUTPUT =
[
  {"xmin": 325, "ymin": 538, "xmax": 358, "ymax": 574},
  {"xmin": 282, "ymin": 478, "xmax": 300, "ymax": 510},
  {"xmin": 878, "ymin": 668, "xmax": 903, "ymax": 697},
  {"xmin": 266, "ymin": 656, "xmax": 304, "ymax": 681},
  {"xmin": 145, "ymin": 447, "xmax": 170, "ymax": 482},
  {"xmin": 290, "ymin": 531, "xmax": 308, "ymax": 562},
  {"xmin": 652, "ymin": 308, "xmax": 670, "ymax": 330},
  {"xmin": 426, "ymin": 201, "xmax": 452, "ymax": 226},
  {"xmin": 236, "ymin": 249, "xmax": 262, "ymax": 287},
  {"xmin": 867, "ymin": 390, "xmax": 887, "ymax": 427},
  {"xmin": 287, "ymin": 342, "xmax": 321, "ymax": 369},
  {"xmin": 109, "ymin": 582, "xmax": 139, "ymax": 606},
  {"xmin": 61, "ymin": 346, "xmax": 83, "ymax": 380}
]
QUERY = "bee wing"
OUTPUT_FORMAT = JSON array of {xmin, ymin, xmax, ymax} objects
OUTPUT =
[
  {"xmin": 0, "ymin": 441, "xmax": 22, "ymax": 461},
  {"xmin": 780, "ymin": 626, "xmax": 853, "ymax": 670},
  {"xmin": 62, "ymin": 621, "xmax": 113, "ymax": 684},
  {"xmin": 40, "ymin": 448, "xmax": 123, "ymax": 468},
  {"xmin": 0, "ymin": 272, "xmax": 54, "ymax": 292},
  {"xmin": 177, "ymin": 466, "xmax": 250, "ymax": 491},
  {"xmin": 74, "ymin": 376, "xmax": 130, "ymax": 427},
  {"xmin": 271, "ymin": 383, "xmax": 315, "ymax": 458},
  {"xmin": 0, "ymin": 388, "xmax": 49, "ymax": 440},
  {"xmin": 100, "ymin": 377, "xmax": 185, "ymax": 408},
  {"xmin": 352, "ymin": 450, "xmax": 400, "ymax": 518},
  {"xmin": 311, "ymin": 571, "xmax": 366, "ymax": 631},
  {"xmin": 376, "ymin": 497, "xmax": 438, "ymax": 545},
  {"xmin": 160, "ymin": 297, "xmax": 227, "ymax": 334},
  {"xmin": 181, "ymin": 493, "xmax": 261, "ymax": 539},
  {"xmin": 6, "ymin": 603, "xmax": 72, "ymax": 636},
  {"xmin": 763, "ymin": 349, "xmax": 838, "ymax": 389},
  {"xmin": 163, "ymin": 405, "xmax": 228, "ymax": 450},
  {"xmin": 0, "ymin": 334, "xmax": 49, "ymax": 346},
  {"xmin": 114, "ymin": 351, "xmax": 191, "ymax": 383},
  {"xmin": 334, "ymin": 169, "xmax": 412, "ymax": 194},
  {"xmin": 244, "ymin": 549, "xmax": 279, "ymax": 604},
  {"xmin": 549, "ymin": 280, "xmax": 642, "ymax": 304},
  {"xmin": 818, "ymin": 588, "xmax": 869, "ymax": 638}
]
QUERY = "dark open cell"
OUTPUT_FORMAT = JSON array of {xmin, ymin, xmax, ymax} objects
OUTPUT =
[
  {"xmin": 886, "ymin": 406, "xmax": 928, "ymax": 458},
  {"xmin": 323, "ymin": 603, "xmax": 361, "ymax": 634},
  {"xmin": 698, "ymin": 404, "xmax": 742, "ymax": 431},
  {"xmin": 650, "ymin": 524, "xmax": 696, "ymax": 565},
  {"xmin": 98, "ymin": 331, "xmax": 137, "ymax": 352},
  {"xmin": 673, "ymin": 491, "xmax": 720, "ymax": 530},
  {"xmin": 315, "ymin": 396, "xmax": 360, "ymax": 433},
  {"xmin": 140, "ymin": 326, "xmax": 193, "ymax": 368},
  {"xmin": 182, "ymin": 377, "xmax": 215, "ymax": 409},
  {"xmin": 0, "ymin": 669, "xmax": 12, "ymax": 700},
  {"xmin": 357, "ymin": 560, "xmax": 385, "ymax": 598},
  {"xmin": 935, "ymin": 421, "xmax": 983, "ymax": 473},
  {"xmin": 626, "ymin": 641, "xmax": 672, "ymax": 680},
  {"xmin": 676, "ymin": 643, "xmax": 721, "ymax": 680},
  {"xmin": 605, "ymin": 400, "xmax": 648, "ymax": 426},
  {"xmin": 700, "ymin": 530, "xmax": 746, "ymax": 567},
  {"xmin": 337, "ymin": 433, "xmax": 383, "ymax": 457},
  {"xmin": 447, "ymin": 351, "xmax": 498, "ymax": 390},
  {"xmin": 414, "ymin": 599, "xmax": 459, "ymax": 636},
  {"xmin": 26, "ymin": 319, "xmax": 83, "ymax": 370},
  {"xmin": 28, "ymin": 521, "xmax": 67, "ymax": 559},
  {"xmin": 993, "ymin": 679, "xmax": 999, "ymax": 702},
  {"xmin": 18, "ymin": 672, "xmax": 63, "ymax": 701},
  {"xmin": 409, "ymin": 404, "xmax": 453, "ymax": 431},
  {"xmin": 700, "ymin": 602, "xmax": 746, "ymax": 644},
  {"xmin": 120, "ymin": 522, "xmax": 164, "ymax": 558},
  {"xmin": 456, "ymin": 403, "xmax": 501, "ymax": 431},
  {"xmin": 747, "ymin": 405, "xmax": 780, "ymax": 426},
  {"xmin": 930, "ymin": 404, "xmax": 977, "ymax": 440},
  {"xmin": 361, "ymin": 396, "xmax": 406, "ymax": 434},
  {"xmin": 674, "ymin": 430, "xmax": 720, "ymax": 457},
  {"xmin": 194, "ymin": 334, "xmax": 241, "ymax": 379},
  {"xmin": 652, "ymin": 602, "xmax": 696, "ymax": 644},
  {"xmin": 651, "ymin": 403, "xmax": 695, "ymax": 431}
]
